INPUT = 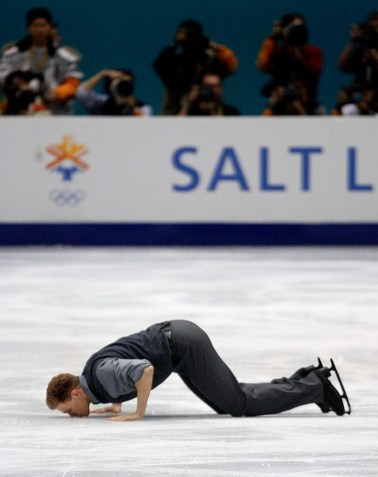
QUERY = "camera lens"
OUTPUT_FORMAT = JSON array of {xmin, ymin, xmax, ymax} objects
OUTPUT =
[{"xmin": 116, "ymin": 79, "xmax": 134, "ymax": 97}]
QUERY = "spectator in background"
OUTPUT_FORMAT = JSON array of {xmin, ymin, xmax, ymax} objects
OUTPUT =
[
  {"xmin": 256, "ymin": 12, "xmax": 323, "ymax": 115},
  {"xmin": 335, "ymin": 11, "xmax": 378, "ymax": 115},
  {"xmin": 332, "ymin": 83, "xmax": 378, "ymax": 115},
  {"xmin": 178, "ymin": 71, "xmax": 240, "ymax": 116},
  {"xmin": 263, "ymin": 78, "xmax": 327, "ymax": 116},
  {"xmin": 0, "ymin": 7, "xmax": 82, "ymax": 115},
  {"xmin": 153, "ymin": 20, "xmax": 238, "ymax": 115},
  {"xmin": 1, "ymin": 69, "xmax": 49, "ymax": 115},
  {"xmin": 76, "ymin": 69, "xmax": 152, "ymax": 116}
]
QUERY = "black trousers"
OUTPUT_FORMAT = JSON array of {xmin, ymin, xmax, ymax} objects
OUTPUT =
[{"xmin": 169, "ymin": 320, "xmax": 323, "ymax": 416}]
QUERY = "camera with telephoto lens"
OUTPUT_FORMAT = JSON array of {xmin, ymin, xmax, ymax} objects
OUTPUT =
[
  {"xmin": 282, "ymin": 23, "xmax": 308, "ymax": 47},
  {"xmin": 115, "ymin": 79, "xmax": 134, "ymax": 97},
  {"xmin": 196, "ymin": 85, "xmax": 216, "ymax": 103},
  {"xmin": 188, "ymin": 86, "xmax": 217, "ymax": 115},
  {"xmin": 282, "ymin": 84, "xmax": 300, "ymax": 102},
  {"xmin": 3, "ymin": 70, "xmax": 42, "ymax": 114}
]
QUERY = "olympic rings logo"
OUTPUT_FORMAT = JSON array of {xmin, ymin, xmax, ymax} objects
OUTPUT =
[{"xmin": 49, "ymin": 189, "xmax": 85, "ymax": 206}]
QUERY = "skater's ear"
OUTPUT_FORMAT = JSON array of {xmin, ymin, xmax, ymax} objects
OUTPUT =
[{"xmin": 70, "ymin": 388, "xmax": 81, "ymax": 399}]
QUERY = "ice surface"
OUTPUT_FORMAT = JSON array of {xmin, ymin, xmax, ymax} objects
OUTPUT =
[{"xmin": 0, "ymin": 247, "xmax": 377, "ymax": 476}]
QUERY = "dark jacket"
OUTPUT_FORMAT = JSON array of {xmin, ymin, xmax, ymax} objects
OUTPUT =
[{"xmin": 81, "ymin": 323, "xmax": 173, "ymax": 403}]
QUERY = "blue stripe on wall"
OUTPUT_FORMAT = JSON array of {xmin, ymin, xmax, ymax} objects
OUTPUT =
[{"xmin": 0, "ymin": 223, "xmax": 377, "ymax": 246}]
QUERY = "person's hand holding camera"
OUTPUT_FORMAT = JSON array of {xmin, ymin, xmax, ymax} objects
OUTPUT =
[
  {"xmin": 362, "ymin": 47, "xmax": 378, "ymax": 65},
  {"xmin": 270, "ymin": 20, "xmax": 283, "ymax": 39},
  {"xmin": 101, "ymin": 70, "xmax": 124, "ymax": 80}
]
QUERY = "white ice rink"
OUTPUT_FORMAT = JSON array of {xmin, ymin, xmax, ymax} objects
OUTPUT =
[{"xmin": 0, "ymin": 247, "xmax": 377, "ymax": 476}]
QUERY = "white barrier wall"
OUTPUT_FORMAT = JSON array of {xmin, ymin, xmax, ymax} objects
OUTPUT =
[
  {"xmin": 0, "ymin": 117, "xmax": 377, "ymax": 244},
  {"xmin": 1, "ymin": 117, "xmax": 377, "ymax": 222}
]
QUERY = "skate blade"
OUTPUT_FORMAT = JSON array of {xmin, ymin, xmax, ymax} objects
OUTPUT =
[{"xmin": 329, "ymin": 358, "xmax": 352, "ymax": 415}]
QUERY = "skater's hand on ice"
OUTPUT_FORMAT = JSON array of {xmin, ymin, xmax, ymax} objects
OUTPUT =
[
  {"xmin": 107, "ymin": 412, "xmax": 143, "ymax": 422},
  {"xmin": 90, "ymin": 403, "xmax": 122, "ymax": 414},
  {"xmin": 105, "ymin": 365, "xmax": 153, "ymax": 422}
]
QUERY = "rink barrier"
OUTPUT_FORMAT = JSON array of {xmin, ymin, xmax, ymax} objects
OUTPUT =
[{"xmin": 0, "ymin": 117, "xmax": 378, "ymax": 246}]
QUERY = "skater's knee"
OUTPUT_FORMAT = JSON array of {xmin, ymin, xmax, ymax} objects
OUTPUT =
[{"xmin": 230, "ymin": 403, "xmax": 246, "ymax": 417}]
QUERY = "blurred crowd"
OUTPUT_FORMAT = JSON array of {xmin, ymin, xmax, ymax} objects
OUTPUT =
[{"xmin": 1, "ymin": 7, "xmax": 378, "ymax": 116}]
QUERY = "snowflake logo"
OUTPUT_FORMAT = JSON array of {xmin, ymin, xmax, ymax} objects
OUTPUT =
[{"xmin": 45, "ymin": 135, "xmax": 89, "ymax": 181}]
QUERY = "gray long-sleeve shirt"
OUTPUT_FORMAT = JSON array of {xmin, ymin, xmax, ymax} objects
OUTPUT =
[{"xmin": 79, "ymin": 358, "xmax": 151, "ymax": 404}]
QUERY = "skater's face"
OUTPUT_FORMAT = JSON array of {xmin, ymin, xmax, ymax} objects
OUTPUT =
[{"xmin": 56, "ymin": 388, "xmax": 90, "ymax": 417}]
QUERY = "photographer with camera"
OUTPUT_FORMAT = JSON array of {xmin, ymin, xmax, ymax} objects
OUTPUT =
[
  {"xmin": 336, "ymin": 11, "xmax": 378, "ymax": 114},
  {"xmin": 185, "ymin": 85, "xmax": 218, "ymax": 116},
  {"xmin": 1, "ymin": 70, "xmax": 49, "ymax": 115},
  {"xmin": 262, "ymin": 79, "xmax": 327, "ymax": 116},
  {"xmin": 178, "ymin": 72, "xmax": 240, "ymax": 116},
  {"xmin": 76, "ymin": 69, "xmax": 152, "ymax": 116},
  {"xmin": 0, "ymin": 7, "xmax": 82, "ymax": 115},
  {"xmin": 153, "ymin": 20, "xmax": 238, "ymax": 115},
  {"xmin": 332, "ymin": 83, "xmax": 378, "ymax": 116},
  {"xmin": 256, "ymin": 12, "xmax": 323, "ymax": 114}
]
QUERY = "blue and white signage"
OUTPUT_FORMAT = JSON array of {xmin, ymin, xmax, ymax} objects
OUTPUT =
[{"xmin": 0, "ymin": 117, "xmax": 377, "ymax": 223}]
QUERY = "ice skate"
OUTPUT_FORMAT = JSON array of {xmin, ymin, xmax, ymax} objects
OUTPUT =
[
  {"xmin": 312, "ymin": 364, "xmax": 348, "ymax": 416},
  {"xmin": 329, "ymin": 358, "xmax": 352, "ymax": 414},
  {"xmin": 290, "ymin": 358, "xmax": 331, "ymax": 413}
]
